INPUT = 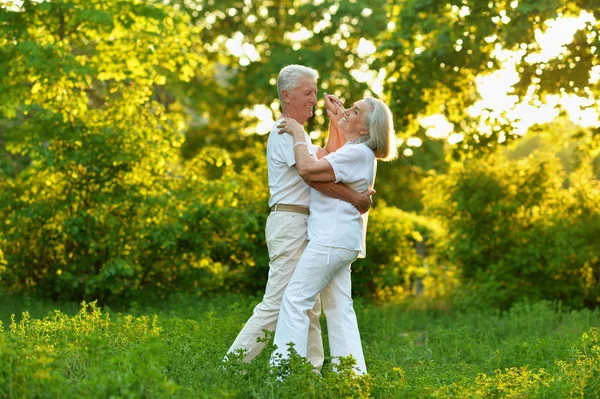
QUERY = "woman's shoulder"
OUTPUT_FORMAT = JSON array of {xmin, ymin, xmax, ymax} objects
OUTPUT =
[
  {"xmin": 358, "ymin": 143, "xmax": 375, "ymax": 159},
  {"xmin": 333, "ymin": 142, "xmax": 374, "ymax": 161}
]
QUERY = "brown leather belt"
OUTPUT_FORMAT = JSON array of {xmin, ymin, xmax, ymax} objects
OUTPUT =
[{"xmin": 270, "ymin": 204, "xmax": 309, "ymax": 215}]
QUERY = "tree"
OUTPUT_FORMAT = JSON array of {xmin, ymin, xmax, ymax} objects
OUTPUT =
[
  {"xmin": 167, "ymin": 0, "xmax": 389, "ymax": 153},
  {"xmin": 0, "ymin": 0, "xmax": 211, "ymax": 298},
  {"xmin": 380, "ymin": 0, "xmax": 599, "ymax": 155}
]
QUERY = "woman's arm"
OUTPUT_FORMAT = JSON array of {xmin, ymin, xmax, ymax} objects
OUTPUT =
[
  {"xmin": 311, "ymin": 95, "xmax": 345, "ymax": 159},
  {"xmin": 277, "ymin": 118, "xmax": 335, "ymax": 181},
  {"xmin": 323, "ymin": 94, "xmax": 347, "ymax": 153},
  {"xmin": 296, "ymin": 158, "xmax": 335, "ymax": 181}
]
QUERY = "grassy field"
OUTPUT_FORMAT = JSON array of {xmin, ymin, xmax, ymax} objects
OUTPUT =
[{"xmin": 0, "ymin": 292, "xmax": 599, "ymax": 398}]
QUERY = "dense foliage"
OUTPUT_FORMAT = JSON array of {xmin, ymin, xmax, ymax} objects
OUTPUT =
[
  {"xmin": 1, "ymin": 0, "xmax": 599, "ymax": 307},
  {"xmin": 424, "ymin": 148, "xmax": 600, "ymax": 307},
  {"xmin": 381, "ymin": 0, "xmax": 600, "ymax": 152},
  {"xmin": 0, "ymin": 143, "xmax": 270, "ymax": 300}
]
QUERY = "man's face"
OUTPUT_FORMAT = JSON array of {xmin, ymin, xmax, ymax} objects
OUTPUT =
[{"xmin": 284, "ymin": 76, "xmax": 318, "ymax": 123}]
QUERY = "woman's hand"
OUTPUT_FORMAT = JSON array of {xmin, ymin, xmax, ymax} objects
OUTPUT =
[
  {"xmin": 324, "ymin": 93, "xmax": 344, "ymax": 115},
  {"xmin": 277, "ymin": 118, "xmax": 304, "ymax": 138},
  {"xmin": 325, "ymin": 96, "xmax": 345, "ymax": 127}
]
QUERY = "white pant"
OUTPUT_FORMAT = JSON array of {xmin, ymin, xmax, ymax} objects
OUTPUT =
[
  {"xmin": 225, "ymin": 211, "xmax": 325, "ymax": 369},
  {"xmin": 271, "ymin": 241, "xmax": 367, "ymax": 375}
]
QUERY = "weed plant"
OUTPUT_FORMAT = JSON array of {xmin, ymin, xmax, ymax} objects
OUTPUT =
[{"xmin": 0, "ymin": 293, "xmax": 598, "ymax": 398}]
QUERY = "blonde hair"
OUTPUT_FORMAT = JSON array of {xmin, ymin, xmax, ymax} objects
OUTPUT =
[
  {"xmin": 277, "ymin": 64, "xmax": 319, "ymax": 105},
  {"xmin": 362, "ymin": 97, "xmax": 397, "ymax": 161}
]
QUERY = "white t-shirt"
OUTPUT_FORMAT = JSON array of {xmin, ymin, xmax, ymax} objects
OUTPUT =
[
  {"xmin": 267, "ymin": 118, "xmax": 319, "ymax": 207},
  {"xmin": 307, "ymin": 143, "xmax": 376, "ymax": 258}
]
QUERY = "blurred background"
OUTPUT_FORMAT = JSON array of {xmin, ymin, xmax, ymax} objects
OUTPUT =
[{"xmin": 0, "ymin": 0, "xmax": 598, "ymax": 309}]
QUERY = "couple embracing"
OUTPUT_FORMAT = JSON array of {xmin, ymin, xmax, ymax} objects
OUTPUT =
[{"xmin": 225, "ymin": 64, "xmax": 397, "ymax": 376}]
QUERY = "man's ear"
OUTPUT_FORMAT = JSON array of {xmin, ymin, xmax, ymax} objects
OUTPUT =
[{"xmin": 282, "ymin": 90, "xmax": 290, "ymax": 104}]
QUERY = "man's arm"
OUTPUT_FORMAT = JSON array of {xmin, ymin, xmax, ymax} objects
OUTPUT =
[{"xmin": 306, "ymin": 180, "xmax": 375, "ymax": 214}]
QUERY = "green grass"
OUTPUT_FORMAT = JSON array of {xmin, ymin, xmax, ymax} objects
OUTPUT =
[{"xmin": 0, "ymin": 292, "xmax": 599, "ymax": 398}]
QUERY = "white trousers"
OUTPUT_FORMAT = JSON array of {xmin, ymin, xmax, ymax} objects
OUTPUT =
[
  {"xmin": 225, "ymin": 211, "xmax": 325, "ymax": 369},
  {"xmin": 271, "ymin": 241, "xmax": 367, "ymax": 375}
]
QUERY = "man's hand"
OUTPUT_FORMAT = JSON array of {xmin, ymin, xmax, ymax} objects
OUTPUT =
[{"xmin": 354, "ymin": 189, "xmax": 376, "ymax": 214}]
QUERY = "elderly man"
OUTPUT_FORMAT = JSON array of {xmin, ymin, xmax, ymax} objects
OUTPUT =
[{"xmin": 225, "ymin": 65, "xmax": 373, "ymax": 370}]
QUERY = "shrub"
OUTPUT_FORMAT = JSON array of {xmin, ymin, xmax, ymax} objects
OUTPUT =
[
  {"xmin": 1, "ymin": 120, "xmax": 447, "ymax": 302},
  {"xmin": 0, "ymin": 141, "xmax": 270, "ymax": 301},
  {"xmin": 434, "ymin": 367, "xmax": 554, "ymax": 398},
  {"xmin": 352, "ymin": 203, "xmax": 453, "ymax": 303},
  {"xmin": 423, "ymin": 150, "xmax": 600, "ymax": 308},
  {"xmin": 555, "ymin": 327, "xmax": 600, "ymax": 397}
]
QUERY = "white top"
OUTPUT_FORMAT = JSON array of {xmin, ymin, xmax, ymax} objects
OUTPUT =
[
  {"xmin": 308, "ymin": 143, "xmax": 376, "ymax": 258},
  {"xmin": 267, "ymin": 118, "xmax": 319, "ymax": 207}
]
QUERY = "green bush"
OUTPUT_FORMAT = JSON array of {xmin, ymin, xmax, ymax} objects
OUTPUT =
[
  {"xmin": 0, "ymin": 141, "xmax": 270, "ymax": 300},
  {"xmin": 353, "ymin": 203, "xmax": 453, "ymax": 302},
  {"xmin": 0, "ymin": 107, "xmax": 443, "ymax": 303},
  {"xmin": 0, "ymin": 0, "xmax": 263, "ymax": 301},
  {"xmin": 435, "ymin": 367, "xmax": 555, "ymax": 398},
  {"xmin": 0, "ymin": 0, "xmax": 442, "ymax": 303},
  {"xmin": 556, "ymin": 327, "xmax": 600, "ymax": 397},
  {"xmin": 423, "ymin": 150, "xmax": 600, "ymax": 308},
  {"xmin": 1, "ymin": 120, "xmax": 449, "ymax": 302}
]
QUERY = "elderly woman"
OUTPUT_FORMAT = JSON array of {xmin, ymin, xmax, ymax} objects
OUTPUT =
[{"xmin": 270, "ymin": 95, "xmax": 397, "ymax": 375}]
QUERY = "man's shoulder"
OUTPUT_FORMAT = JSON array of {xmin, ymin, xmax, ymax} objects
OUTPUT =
[
  {"xmin": 267, "ymin": 119, "xmax": 289, "ymax": 146},
  {"xmin": 267, "ymin": 118, "xmax": 284, "ymax": 136}
]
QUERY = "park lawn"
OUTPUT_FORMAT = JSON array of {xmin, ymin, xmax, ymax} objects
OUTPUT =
[{"xmin": 0, "ymin": 292, "xmax": 598, "ymax": 398}]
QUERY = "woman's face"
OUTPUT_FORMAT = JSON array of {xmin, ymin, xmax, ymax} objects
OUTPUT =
[{"xmin": 338, "ymin": 99, "xmax": 371, "ymax": 139}]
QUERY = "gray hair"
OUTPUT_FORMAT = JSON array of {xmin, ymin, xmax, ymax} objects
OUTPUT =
[
  {"xmin": 362, "ymin": 97, "xmax": 397, "ymax": 161},
  {"xmin": 277, "ymin": 64, "xmax": 319, "ymax": 105}
]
